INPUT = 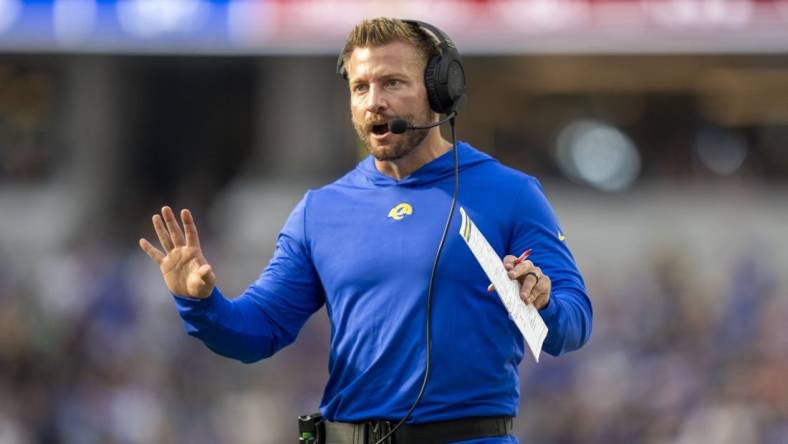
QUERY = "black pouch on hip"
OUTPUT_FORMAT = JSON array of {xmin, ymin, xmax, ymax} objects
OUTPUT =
[{"xmin": 298, "ymin": 412, "xmax": 325, "ymax": 444}]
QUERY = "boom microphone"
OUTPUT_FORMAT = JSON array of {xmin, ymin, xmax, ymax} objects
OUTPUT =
[{"xmin": 388, "ymin": 111, "xmax": 457, "ymax": 134}]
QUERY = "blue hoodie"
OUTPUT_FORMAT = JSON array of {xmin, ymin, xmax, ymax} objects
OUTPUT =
[{"xmin": 174, "ymin": 142, "xmax": 592, "ymax": 439}]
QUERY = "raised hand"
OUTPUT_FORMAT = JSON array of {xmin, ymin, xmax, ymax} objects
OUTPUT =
[{"xmin": 139, "ymin": 206, "xmax": 216, "ymax": 299}]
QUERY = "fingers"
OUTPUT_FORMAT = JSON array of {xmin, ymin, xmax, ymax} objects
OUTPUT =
[
  {"xmin": 507, "ymin": 260, "xmax": 551, "ymax": 307},
  {"xmin": 152, "ymin": 214, "xmax": 174, "ymax": 252},
  {"xmin": 181, "ymin": 209, "xmax": 201, "ymax": 248},
  {"xmin": 162, "ymin": 206, "xmax": 186, "ymax": 247},
  {"xmin": 151, "ymin": 206, "xmax": 200, "ymax": 251},
  {"xmin": 139, "ymin": 238, "xmax": 165, "ymax": 265},
  {"xmin": 516, "ymin": 263, "xmax": 540, "ymax": 301},
  {"xmin": 504, "ymin": 257, "xmax": 536, "ymax": 296},
  {"xmin": 507, "ymin": 259, "xmax": 536, "ymax": 280}
]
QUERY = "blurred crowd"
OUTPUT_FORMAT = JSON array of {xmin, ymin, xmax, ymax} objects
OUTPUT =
[
  {"xmin": 0, "ymin": 192, "xmax": 786, "ymax": 444},
  {"xmin": 519, "ymin": 245, "xmax": 788, "ymax": 444}
]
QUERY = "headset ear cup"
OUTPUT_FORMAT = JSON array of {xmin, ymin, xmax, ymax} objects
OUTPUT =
[
  {"xmin": 446, "ymin": 60, "xmax": 466, "ymax": 110},
  {"xmin": 424, "ymin": 55, "xmax": 446, "ymax": 114}
]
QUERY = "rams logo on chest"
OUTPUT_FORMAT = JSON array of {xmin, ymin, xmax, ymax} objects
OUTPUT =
[{"xmin": 387, "ymin": 203, "xmax": 413, "ymax": 221}]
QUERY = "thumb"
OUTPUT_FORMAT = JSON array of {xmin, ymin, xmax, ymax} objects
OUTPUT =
[{"xmin": 198, "ymin": 264, "xmax": 216, "ymax": 287}]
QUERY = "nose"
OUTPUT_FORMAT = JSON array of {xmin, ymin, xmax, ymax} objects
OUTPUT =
[{"xmin": 365, "ymin": 84, "xmax": 388, "ymax": 114}]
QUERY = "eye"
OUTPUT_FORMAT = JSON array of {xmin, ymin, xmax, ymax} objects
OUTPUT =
[
  {"xmin": 352, "ymin": 83, "xmax": 368, "ymax": 94},
  {"xmin": 385, "ymin": 79, "xmax": 400, "ymax": 88}
]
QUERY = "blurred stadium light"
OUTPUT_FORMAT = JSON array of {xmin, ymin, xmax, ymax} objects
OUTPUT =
[
  {"xmin": 694, "ymin": 126, "xmax": 749, "ymax": 176},
  {"xmin": 52, "ymin": 0, "xmax": 97, "ymax": 45},
  {"xmin": 0, "ymin": 0, "xmax": 21, "ymax": 35},
  {"xmin": 555, "ymin": 119, "xmax": 641, "ymax": 191},
  {"xmin": 0, "ymin": 0, "xmax": 787, "ymax": 54}
]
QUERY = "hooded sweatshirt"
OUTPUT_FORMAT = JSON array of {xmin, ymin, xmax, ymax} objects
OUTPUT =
[{"xmin": 174, "ymin": 142, "xmax": 592, "ymax": 432}]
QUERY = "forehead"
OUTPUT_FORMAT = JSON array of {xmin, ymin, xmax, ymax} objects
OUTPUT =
[{"xmin": 346, "ymin": 41, "xmax": 425, "ymax": 81}]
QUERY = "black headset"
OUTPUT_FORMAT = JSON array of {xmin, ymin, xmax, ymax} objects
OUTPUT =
[{"xmin": 336, "ymin": 19, "xmax": 466, "ymax": 116}]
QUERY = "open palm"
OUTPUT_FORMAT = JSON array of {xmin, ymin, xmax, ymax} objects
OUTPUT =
[{"xmin": 139, "ymin": 206, "xmax": 216, "ymax": 299}]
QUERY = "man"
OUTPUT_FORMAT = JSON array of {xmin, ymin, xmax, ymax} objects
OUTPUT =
[{"xmin": 139, "ymin": 18, "xmax": 592, "ymax": 444}]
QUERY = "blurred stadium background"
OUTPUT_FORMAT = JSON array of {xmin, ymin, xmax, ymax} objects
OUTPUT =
[{"xmin": 1, "ymin": 0, "xmax": 787, "ymax": 443}]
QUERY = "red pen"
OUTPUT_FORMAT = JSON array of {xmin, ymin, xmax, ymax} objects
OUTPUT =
[{"xmin": 487, "ymin": 249, "xmax": 532, "ymax": 292}]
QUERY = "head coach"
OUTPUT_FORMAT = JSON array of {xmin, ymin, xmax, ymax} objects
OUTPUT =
[{"xmin": 139, "ymin": 17, "xmax": 592, "ymax": 444}]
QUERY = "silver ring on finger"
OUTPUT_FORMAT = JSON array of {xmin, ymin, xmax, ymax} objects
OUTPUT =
[{"xmin": 524, "ymin": 271, "xmax": 539, "ymax": 284}]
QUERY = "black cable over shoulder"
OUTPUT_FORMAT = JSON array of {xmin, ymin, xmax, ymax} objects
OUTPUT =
[{"xmin": 374, "ymin": 118, "xmax": 459, "ymax": 444}]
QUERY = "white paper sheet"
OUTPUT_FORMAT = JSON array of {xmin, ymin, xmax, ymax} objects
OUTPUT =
[{"xmin": 459, "ymin": 207, "xmax": 548, "ymax": 362}]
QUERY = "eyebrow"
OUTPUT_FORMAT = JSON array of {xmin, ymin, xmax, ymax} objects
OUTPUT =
[{"xmin": 350, "ymin": 72, "xmax": 409, "ymax": 85}]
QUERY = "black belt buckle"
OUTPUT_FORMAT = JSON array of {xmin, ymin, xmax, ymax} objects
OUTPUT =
[{"xmin": 366, "ymin": 419, "xmax": 393, "ymax": 444}]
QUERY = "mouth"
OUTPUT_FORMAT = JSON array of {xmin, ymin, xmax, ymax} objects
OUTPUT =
[{"xmin": 370, "ymin": 122, "xmax": 390, "ymax": 137}]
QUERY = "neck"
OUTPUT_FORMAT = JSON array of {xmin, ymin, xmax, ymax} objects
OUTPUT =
[{"xmin": 374, "ymin": 129, "xmax": 452, "ymax": 180}]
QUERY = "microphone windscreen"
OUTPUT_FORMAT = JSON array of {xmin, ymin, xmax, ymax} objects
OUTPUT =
[{"xmin": 388, "ymin": 119, "xmax": 409, "ymax": 134}]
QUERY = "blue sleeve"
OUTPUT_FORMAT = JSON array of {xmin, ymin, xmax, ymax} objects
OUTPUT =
[
  {"xmin": 172, "ymin": 194, "xmax": 325, "ymax": 364},
  {"xmin": 509, "ymin": 178, "xmax": 592, "ymax": 356}
]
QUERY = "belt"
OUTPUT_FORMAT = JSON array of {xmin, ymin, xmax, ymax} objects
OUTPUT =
[{"xmin": 324, "ymin": 415, "xmax": 513, "ymax": 444}]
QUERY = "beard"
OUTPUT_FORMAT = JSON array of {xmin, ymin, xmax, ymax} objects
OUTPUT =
[{"xmin": 353, "ymin": 109, "xmax": 432, "ymax": 161}]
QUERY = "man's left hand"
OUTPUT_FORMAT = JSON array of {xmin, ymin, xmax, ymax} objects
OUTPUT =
[{"xmin": 503, "ymin": 256, "xmax": 551, "ymax": 310}]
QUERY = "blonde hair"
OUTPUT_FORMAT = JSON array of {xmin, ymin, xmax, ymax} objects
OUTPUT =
[{"xmin": 340, "ymin": 18, "xmax": 438, "ymax": 71}]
